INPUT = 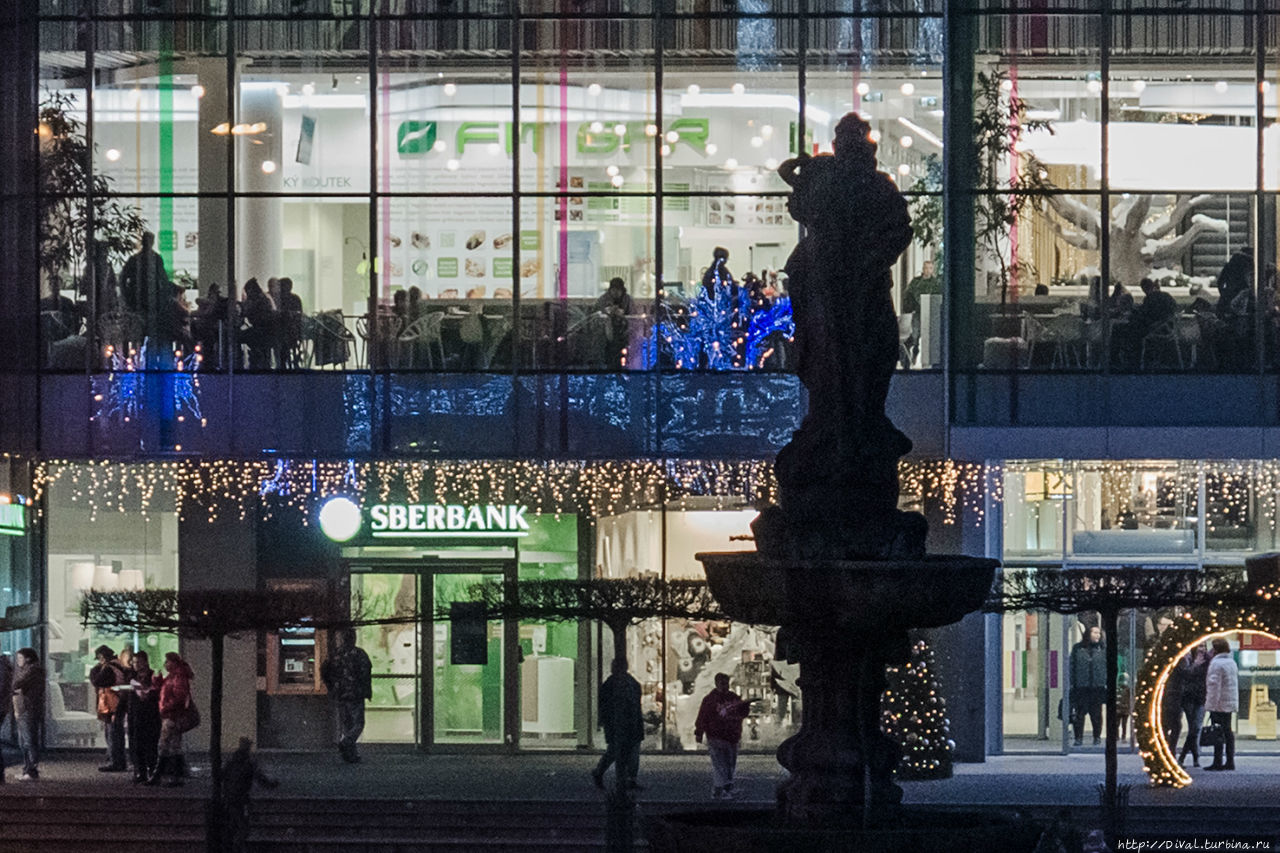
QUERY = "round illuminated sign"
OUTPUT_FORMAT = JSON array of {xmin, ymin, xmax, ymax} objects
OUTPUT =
[{"xmin": 319, "ymin": 497, "xmax": 362, "ymax": 542}]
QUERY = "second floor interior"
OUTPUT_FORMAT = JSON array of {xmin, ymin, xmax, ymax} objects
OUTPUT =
[{"xmin": 12, "ymin": 5, "xmax": 1280, "ymax": 440}]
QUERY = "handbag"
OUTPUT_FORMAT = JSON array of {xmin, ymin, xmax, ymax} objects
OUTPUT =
[
  {"xmin": 177, "ymin": 699, "xmax": 201, "ymax": 734},
  {"xmin": 1200, "ymin": 723, "xmax": 1225, "ymax": 747},
  {"xmin": 97, "ymin": 687, "xmax": 120, "ymax": 719}
]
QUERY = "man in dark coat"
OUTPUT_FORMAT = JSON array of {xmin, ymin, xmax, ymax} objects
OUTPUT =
[
  {"xmin": 321, "ymin": 629, "xmax": 373, "ymax": 764},
  {"xmin": 591, "ymin": 657, "xmax": 644, "ymax": 791},
  {"xmin": 11, "ymin": 648, "xmax": 45, "ymax": 781},
  {"xmin": 220, "ymin": 737, "xmax": 279, "ymax": 852},
  {"xmin": 119, "ymin": 231, "xmax": 174, "ymax": 356},
  {"xmin": 1070, "ymin": 626, "xmax": 1107, "ymax": 746}
]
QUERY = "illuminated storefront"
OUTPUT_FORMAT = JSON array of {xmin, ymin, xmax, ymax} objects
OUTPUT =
[{"xmin": 997, "ymin": 460, "xmax": 1280, "ymax": 756}]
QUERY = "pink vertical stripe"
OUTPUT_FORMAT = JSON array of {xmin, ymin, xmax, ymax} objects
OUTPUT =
[
  {"xmin": 558, "ymin": 66, "xmax": 569, "ymax": 299},
  {"xmin": 1007, "ymin": 66, "xmax": 1020, "ymax": 305},
  {"xmin": 379, "ymin": 65, "xmax": 393, "ymax": 302},
  {"xmin": 1049, "ymin": 650, "xmax": 1059, "ymax": 689}
]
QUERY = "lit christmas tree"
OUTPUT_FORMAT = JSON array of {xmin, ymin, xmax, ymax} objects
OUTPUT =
[{"xmin": 881, "ymin": 637, "xmax": 953, "ymax": 780}]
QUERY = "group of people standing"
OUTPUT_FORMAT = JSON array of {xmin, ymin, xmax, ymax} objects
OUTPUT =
[
  {"xmin": 1070, "ymin": 622, "xmax": 1241, "ymax": 772},
  {"xmin": 89, "ymin": 645, "xmax": 197, "ymax": 786},
  {"xmin": 72, "ymin": 231, "xmax": 307, "ymax": 371},
  {"xmin": 1163, "ymin": 637, "xmax": 1240, "ymax": 772}
]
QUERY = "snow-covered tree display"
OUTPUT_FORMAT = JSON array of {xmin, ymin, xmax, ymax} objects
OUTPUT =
[{"xmin": 1044, "ymin": 192, "xmax": 1228, "ymax": 287}]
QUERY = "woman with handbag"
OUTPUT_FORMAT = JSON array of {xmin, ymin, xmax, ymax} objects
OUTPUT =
[
  {"xmin": 1204, "ymin": 637, "xmax": 1239, "ymax": 772},
  {"xmin": 155, "ymin": 652, "xmax": 197, "ymax": 787}
]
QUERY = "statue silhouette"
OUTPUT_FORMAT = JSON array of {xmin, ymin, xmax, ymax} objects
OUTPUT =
[{"xmin": 754, "ymin": 113, "xmax": 926, "ymax": 560}]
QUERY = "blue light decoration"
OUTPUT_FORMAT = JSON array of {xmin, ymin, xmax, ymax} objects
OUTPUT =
[
  {"xmin": 644, "ymin": 259, "xmax": 794, "ymax": 371},
  {"xmin": 92, "ymin": 341, "xmax": 205, "ymax": 429},
  {"xmin": 259, "ymin": 459, "xmax": 291, "ymax": 497}
]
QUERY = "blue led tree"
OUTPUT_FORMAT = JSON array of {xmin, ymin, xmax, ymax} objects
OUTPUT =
[{"xmin": 646, "ymin": 259, "xmax": 793, "ymax": 370}]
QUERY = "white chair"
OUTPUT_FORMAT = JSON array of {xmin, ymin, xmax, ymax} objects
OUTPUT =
[
  {"xmin": 396, "ymin": 313, "xmax": 445, "ymax": 368},
  {"xmin": 46, "ymin": 678, "xmax": 99, "ymax": 747}
]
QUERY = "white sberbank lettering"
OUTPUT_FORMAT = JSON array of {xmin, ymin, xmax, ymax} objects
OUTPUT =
[{"xmin": 368, "ymin": 503, "xmax": 530, "ymax": 537}]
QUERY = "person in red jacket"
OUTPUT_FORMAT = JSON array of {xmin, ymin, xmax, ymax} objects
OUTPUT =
[
  {"xmin": 154, "ymin": 652, "xmax": 195, "ymax": 787},
  {"xmin": 694, "ymin": 673, "xmax": 753, "ymax": 799}
]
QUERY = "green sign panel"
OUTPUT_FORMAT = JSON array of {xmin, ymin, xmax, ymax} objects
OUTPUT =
[
  {"xmin": 493, "ymin": 258, "xmax": 513, "ymax": 277},
  {"xmin": 519, "ymin": 231, "xmax": 540, "ymax": 251},
  {"xmin": 397, "ymin": 121, "xmax": 438, "ymax": 155},
  {"xmin": 437, "ymin": 258, "xmax": 459, "ymax": 278},
  {"xmin": 0, "ymin": 503, "xmax": 25, "ymax": 537}
]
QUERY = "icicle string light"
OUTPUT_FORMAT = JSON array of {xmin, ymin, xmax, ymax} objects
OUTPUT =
[
  {"xmin": 1135, "ymin": 598, "xmax": 1280, "ymax": 789},
  {"xmin": 32, "ymin": 459, "xmax": 990, "ymax": 525}
]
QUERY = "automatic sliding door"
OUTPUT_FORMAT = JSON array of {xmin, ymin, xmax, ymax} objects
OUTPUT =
[
  {"xmin": 431, "ymin": 571, "xmax": 505, "ymax": 746},
  {"xmin": 350, "ymin": 571, "xmax": 420, "ymax": 744}
]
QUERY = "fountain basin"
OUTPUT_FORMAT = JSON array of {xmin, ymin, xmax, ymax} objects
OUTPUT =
[{"xmin": 697, "ymin": 552, "xmax": 998, "ymax": 635}]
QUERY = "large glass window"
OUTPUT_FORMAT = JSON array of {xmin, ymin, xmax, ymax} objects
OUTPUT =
[
  {"xmin": 42, "ymin": 463, "xmax": 180, "ymax": 749},
  {"xmin": 32, "ymin": 2, "xmax": 950, "ymax": 375}
]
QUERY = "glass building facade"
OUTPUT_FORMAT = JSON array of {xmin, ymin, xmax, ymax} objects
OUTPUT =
[{"xmin": 10, "ymin": 1, "xmax": 1280, "ymax": 760}]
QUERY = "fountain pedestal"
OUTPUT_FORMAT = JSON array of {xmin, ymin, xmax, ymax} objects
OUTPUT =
[{"xmin": 697, "ymin": 552, "xmax": 997, "ymax": 825}]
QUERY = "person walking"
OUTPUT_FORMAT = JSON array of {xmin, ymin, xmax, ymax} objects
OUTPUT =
[
  {"xmin": 0, "ymin": 648, "xmax": 11, "ymax": 784},
  {"xmin": 1204, "ymin": 637, "xmax": 1239, "ymax": 772},
  {"xmin": 89, "ymin": 644, "xmax": 129, "ymax": 772},
  {"xmin": 321, "ymin": 629, "xmax": 373, "ymax": 763},
  {"xmin": 11, "ymin": 648, "xmax": 44, "ymax": 782},
  {"xmin": 128, "ymin": 650, "xmax": 162, "ymax": 784},
  {"xmin": 155, "ymin": 651, "xmax": 196, "ymax": 786},
  {"xmin": 221, "ymin": 737, "xmax": 279, "ymax": 853},
  {"xmin": 694, "ymin": 672, "xmax": 753, "ymax": 799},
  {"xmin": 1069, "ymin": 626, "xmax": 1107, "ymax": 747},
  {"xmin": 591, "ymin": 657, "xmax": 644, "ymax": 792},
  {"xmin": 1178, "ymin": 643, "xmax": 1210, "ymax": 767}
]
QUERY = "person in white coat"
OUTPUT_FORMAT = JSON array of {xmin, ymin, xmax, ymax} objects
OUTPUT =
[{"xmin": 1204, "ymin": 637, "xmax": 1239, "ymax": 771}]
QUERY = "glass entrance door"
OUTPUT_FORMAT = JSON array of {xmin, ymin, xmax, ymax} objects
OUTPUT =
[
  {"xmin": 430, "ymin": 570, "xmax": 506, "ymax": 746},
  {"xmin": 349, "ymin": 571, "xmax": 421, "ymax": 744}
]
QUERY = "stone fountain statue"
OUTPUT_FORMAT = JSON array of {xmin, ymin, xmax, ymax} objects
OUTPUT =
[{"xmin": 697, "ymin": 114, "xmax": 998, "ymax": 830}]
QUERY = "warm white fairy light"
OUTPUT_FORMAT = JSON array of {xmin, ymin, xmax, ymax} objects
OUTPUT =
[
  {"xmin": 1135, "ymin": 606, "xmax": 1280, "ymax": 789},
  {"xmin": 33, "ymin": 459, "xmax": 991, "ymax": 527}
]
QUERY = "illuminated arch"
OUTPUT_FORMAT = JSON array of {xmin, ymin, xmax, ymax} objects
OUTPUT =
[{"xmin": 1136, "ymin": 602, "xmax": 1279, "ymax": 788}]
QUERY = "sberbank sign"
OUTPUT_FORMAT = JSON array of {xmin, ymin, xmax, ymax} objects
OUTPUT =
[
  {"xmin": 319, "ymin": 496, "xmax": 531, "ymax": 542},
  {"xmin": 397, "ymin": 118, "xmax": 710, "ymax": 158},
  {"xmin": 371, "ymin": 503, "xmax": 530, "ymax": 537}
]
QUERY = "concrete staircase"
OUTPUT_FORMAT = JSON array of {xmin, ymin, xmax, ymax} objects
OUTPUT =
[{"xmin": 0, "ymin": 792, "xmax": 644, "ymax": 852}]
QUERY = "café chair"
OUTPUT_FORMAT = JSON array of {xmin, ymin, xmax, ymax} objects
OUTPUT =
[{"xmin": 397, "ymin": 312, "xmax": 445, "ymax": 368}]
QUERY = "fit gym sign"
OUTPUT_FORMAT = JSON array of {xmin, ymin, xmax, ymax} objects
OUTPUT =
[
  {"xmin": 397, "ymin": 118, "xmax": 711, "ymax": 158},
  {"xmin": 319, "ymin": 496, "xmax": 530, "ymax": 542}
]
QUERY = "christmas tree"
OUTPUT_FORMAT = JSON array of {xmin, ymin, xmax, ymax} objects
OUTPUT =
[{"xmin": 881, "ymin": 637, "xmax": 953, "ymax": 780}]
